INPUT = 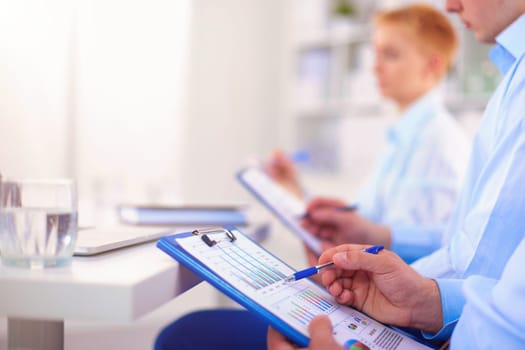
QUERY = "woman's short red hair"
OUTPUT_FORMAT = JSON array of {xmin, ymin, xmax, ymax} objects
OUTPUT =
[{"xmin": 374, "ymin": 3, "xmax": 458, "ymax": 77}]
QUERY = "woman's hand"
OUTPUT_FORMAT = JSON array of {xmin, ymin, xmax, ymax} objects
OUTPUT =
[
  {"xmin": 302, "ymin": 197, "xmax": 391, "ymax": 248},
  {"xmin": 265, "ymin": 149, "xmax": 304, "ymax": 198}
]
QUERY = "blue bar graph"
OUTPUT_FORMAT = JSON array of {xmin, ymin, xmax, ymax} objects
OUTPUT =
[{"xmin": 217, "ymin": 244, "xmax": 287, "ymax": 290}]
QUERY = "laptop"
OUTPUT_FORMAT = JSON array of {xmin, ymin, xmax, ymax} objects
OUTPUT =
[
  {"xmin": 74, "ymin": 222, "xmax": 271, "ymax": 256},
  {"xmin": 74, "ymin": 225, "xmax": 183, "ymax": 256}
]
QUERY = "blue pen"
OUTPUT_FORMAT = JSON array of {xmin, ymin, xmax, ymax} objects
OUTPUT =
[
  {"xmin": 284, "ymin": 245, "xmax": 384, "ymax": 282},
  {"xmin": 335, "ymin": 204, "xmax": 358, "ymax": 212},
  {"xmin": 299, "ymin": 204, "xmax": 358, "ymax": 220},
  {"xmin": 290, "ymin": 149, "xmax": 311, "ymax": 164}
]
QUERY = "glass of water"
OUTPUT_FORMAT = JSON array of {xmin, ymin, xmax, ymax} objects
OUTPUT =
[{"xmin": 0, "ymin": 178, "xmax": 78, "ymax": 268}]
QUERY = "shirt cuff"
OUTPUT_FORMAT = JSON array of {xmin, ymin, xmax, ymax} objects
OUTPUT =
[{"xmin": 421, "ymin": 279, "xmax": 465, "ymax": 341}]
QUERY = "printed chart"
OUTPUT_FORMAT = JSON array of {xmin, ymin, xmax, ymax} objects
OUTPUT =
[
  {"xmin": 217, "ymin": 244, "xmax": 287, "ymax": 290},
  {"xmin": 176, "ymin": 228, "xmax": 294, "ymax": 296},
  {"xmin": 272, "ymin": 288, "xmax": 337, "ymax": 325}
]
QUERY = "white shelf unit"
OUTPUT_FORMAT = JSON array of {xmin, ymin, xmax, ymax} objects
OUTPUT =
[{"xmin": 283, "ymin": 0, "xmax": 389, "ymax": 195}]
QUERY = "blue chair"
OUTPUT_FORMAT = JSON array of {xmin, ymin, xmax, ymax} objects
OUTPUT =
[{"xmin": 154, "ymin": 309, "xmax": 268, "ymax": 350}]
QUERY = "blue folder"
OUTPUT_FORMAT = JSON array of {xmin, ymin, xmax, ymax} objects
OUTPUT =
[{"xmin": 156, "ymin": 225, "xmax": 435, "ymax": 349}]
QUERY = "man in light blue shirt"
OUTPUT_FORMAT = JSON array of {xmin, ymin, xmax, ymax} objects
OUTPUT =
[
  {"xmin": 306, "ymin": 2, "xmax": 525, "ymax": 279},
  {"xmin": 411, "ymin": 6, "xmax": 525, "ymax": 280},
  {"xmin": 269, "ymin": 1, "xmax": 525, "ymax": 348}
]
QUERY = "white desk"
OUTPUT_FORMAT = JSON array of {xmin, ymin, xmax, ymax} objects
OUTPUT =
[{"xmin": 0, "ymin": 241, "xmax": 202, "ymax": 350}]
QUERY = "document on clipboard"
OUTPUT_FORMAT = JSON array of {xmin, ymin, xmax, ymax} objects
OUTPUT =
[
  {"xmin": 156, "ymin": 226, "xmax": 432, "ymax": 349},
  {"xmin": 236, "ymin": 167, "xmax": 322, "ymax": 255}
]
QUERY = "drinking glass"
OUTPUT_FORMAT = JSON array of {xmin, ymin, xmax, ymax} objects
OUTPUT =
[{"xmin": 0, "ymin": 178, "xmax": 78, "ymax": 268}]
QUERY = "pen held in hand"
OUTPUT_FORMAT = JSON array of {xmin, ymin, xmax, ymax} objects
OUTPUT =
[
  {"xmin": 284, "ymin": 245, "xmax": 384, "ymax": 283},
  {"xmin": 298, "ymin": 204, "xmax": 358, "ymax": 220}
]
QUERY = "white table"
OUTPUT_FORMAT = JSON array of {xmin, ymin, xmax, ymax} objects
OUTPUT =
[{"xmin": 0, "ymin": 241, "xmax": 202, "ymax": 350}]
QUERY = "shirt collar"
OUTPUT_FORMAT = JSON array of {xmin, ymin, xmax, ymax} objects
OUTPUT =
[
  {"xmin": 489, "ymin": 13, "xmax": 525, "ymax": 75},
  {"xmin": 387, "ymin": 89, "xmax": 442, "ymax": 144}
]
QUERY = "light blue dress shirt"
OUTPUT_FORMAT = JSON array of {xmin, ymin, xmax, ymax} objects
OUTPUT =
[
  {"xmin": 429, "ymin": 238, "xmax": 525, "ymax": 346},
  {"xmin": 355, "ymin": 90, "xmax": 470, "ymax": 262},
  {"xmin": 450, "ymin": 238, "xmax": 525, "ymax": 349},
  {"xmin": 412, "ymin": 13, "xmax": 525, "ymax": 279}
]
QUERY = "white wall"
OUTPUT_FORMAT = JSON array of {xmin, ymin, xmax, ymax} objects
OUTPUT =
[
  {"xmin": 0, "ymin": 0, "xmax": 75, "ymax": 178},
  {"xmin": 0, "ymin": 0, "xmax": 193, "ymax": 225},
  {"xmin": 0, "ymin": 0, "xmax": 288, "ymax": 218},
  {"xmin": 179, "ymin": 0, "xmax": 287, "ymax": 202},
  {"xmin": 73, "ymin": 0, "xmax": 191, "ymax": 224}
]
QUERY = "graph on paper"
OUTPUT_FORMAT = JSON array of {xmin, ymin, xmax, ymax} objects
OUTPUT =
[
  {"xmin": 176, "ymin": 230, "xmax": 294, "ymax": 295},
  {"xmin": 272, "ymin": 288, "xmax": 337, "ymax": 325},
  {"xmin": 217, "ymin": 244, "xmax": 288, "ymax": 290}
]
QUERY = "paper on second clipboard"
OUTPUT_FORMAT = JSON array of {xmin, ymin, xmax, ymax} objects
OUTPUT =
[{"xmin": 237, "ymin": 167, "xmax": 322, "ymax": 254}]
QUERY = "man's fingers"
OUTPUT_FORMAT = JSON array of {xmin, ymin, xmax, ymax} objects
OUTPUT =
[
  {"xmin": 319, "ymin": 244, "xmax": 368, "ymax": 264},
  {"xmin": 320, "ymin": 244, "xmax": 395, "ymax": 274},
  {"xmin": 332, "ymin": 248, "xmax": 392, "ymax": 274}
]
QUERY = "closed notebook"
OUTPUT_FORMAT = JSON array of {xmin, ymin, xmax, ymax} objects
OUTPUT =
[
  {"xmin": 118, "ymin": 205, "xmax": 247, "ymax": 226},
  {"xmin": 74, "ymin": 225, "xmax": 176, "ymax": 256}
]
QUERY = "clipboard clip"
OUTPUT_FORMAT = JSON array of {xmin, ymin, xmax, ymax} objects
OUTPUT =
[{"xmin": 192, "ymin": 227, "xmax": 237, "ymax": 247}]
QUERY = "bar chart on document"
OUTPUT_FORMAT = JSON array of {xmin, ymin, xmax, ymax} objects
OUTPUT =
[
  {"xmin": 176, "ymin": 230, "xmax": 296, "ymax": 296},
  {"xmin": 175, "ymin": 230, "xmax": 335, "ymax": 321},
  {"xmin": 202, "ymin": 239, "xmax": 289, "ymax": 293}
]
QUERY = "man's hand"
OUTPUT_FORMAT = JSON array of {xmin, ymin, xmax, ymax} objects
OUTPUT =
[
  {"xmin": 319, "ymin": 244, "xmax": 443, "ymax": 333},
  {"xmin": 268, "ymin": 245, "xmax": 444, "ymax": 350},
  {"xmin": 302, "ymin": 197, "xmax": 392, "ymax": 248},
  {"xmin": 267, "ymin": 316, "xmax": 342, "ymax": 350}
]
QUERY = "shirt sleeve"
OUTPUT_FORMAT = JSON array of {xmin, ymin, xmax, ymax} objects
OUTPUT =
[
  {"xmin": 451, "ymin": 238, "xmax": 525, "ymax": 349},
  {"xmin": 389, "ymin": 225, "xmax": 444, "ymax": 263},
  {"xmin": 420, "ymin": 279, "xmax": 465, "ymax": 341}
]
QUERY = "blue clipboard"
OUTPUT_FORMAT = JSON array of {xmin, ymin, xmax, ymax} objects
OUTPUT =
[
  {"xmin": 156, "ymin": 225, "xmax": 310, "ymax": 346},
  {"xmin": 157, "ymin": 225, "xmax": 435, "ymax": 349}
]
